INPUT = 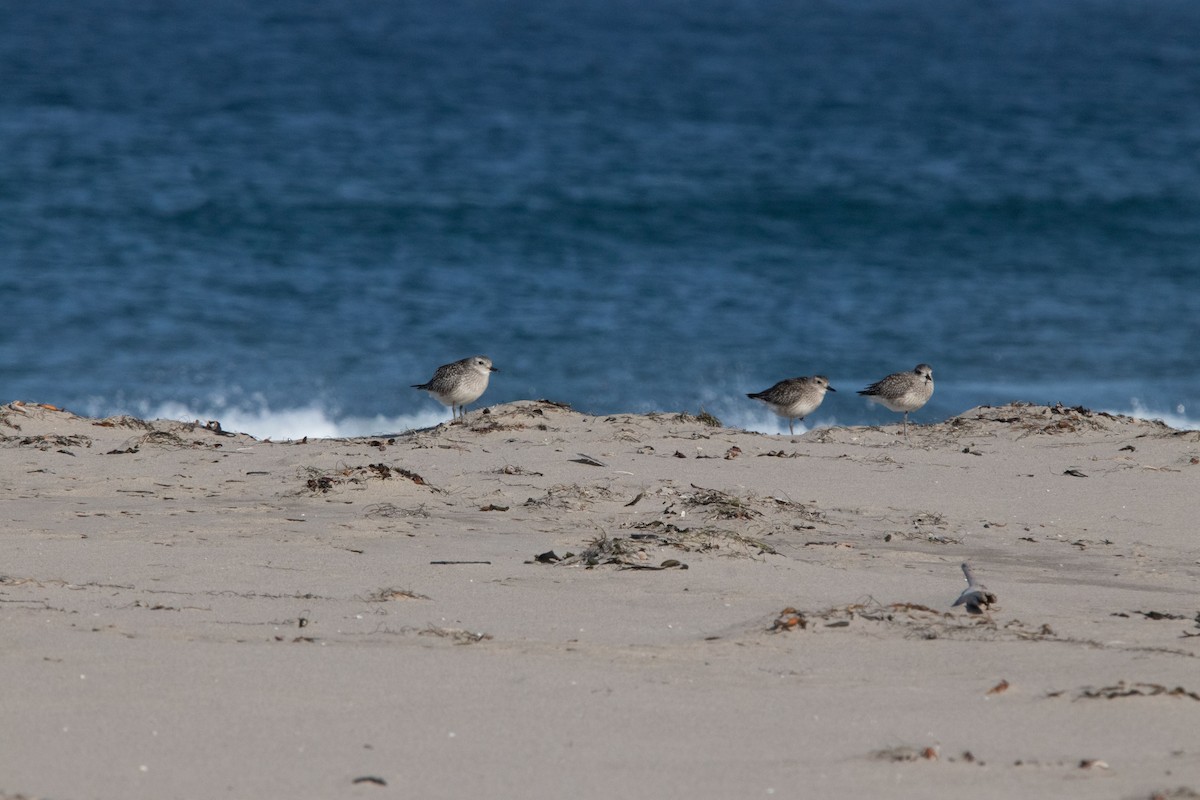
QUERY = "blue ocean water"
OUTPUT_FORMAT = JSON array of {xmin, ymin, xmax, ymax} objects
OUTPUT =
[{"xmin": 2, "ymin": 0, "xmax": 1198, "ymax": 438}]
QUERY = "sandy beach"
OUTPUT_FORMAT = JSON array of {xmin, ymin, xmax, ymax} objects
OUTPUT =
[{"xmin": 2, "ymin": 399, "xmax": 1198, "ymax": 799}]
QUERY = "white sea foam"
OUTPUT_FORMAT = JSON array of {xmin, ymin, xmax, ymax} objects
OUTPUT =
[
  {"xmin": 142, "ymin": 402, "xmax": 449, "ymax": 440},
  {"xmin": 87, "ymin": 393, "xmax": 1197, "ymax": 442},
  {"xmin": 1105, "ymin": 399, "xmax": 1199, "ymax": 431},
  {"xmin": 698, "ymin": 390, "xmax": 841, "ymax": 436},
  {"xmin": 142, "ymin": 396, "xmax": 849, "ymax": 440}
]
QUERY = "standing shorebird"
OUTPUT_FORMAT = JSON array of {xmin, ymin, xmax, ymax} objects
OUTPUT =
[
  {"xmin": 412, "ymin": 355, "xmax": 498, "ymax": 420},
  {"xmin": 746, "ymin": 375, "xmax": 835, "ymax": 435},
  {"xmin": 857, "ymin": 363, "xmax": 934, "ymax": 437}
]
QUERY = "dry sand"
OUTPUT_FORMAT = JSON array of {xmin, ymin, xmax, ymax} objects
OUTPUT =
[{"xmin": 1, "ymin": 399, "xmax": 1198, "ymax": 800}]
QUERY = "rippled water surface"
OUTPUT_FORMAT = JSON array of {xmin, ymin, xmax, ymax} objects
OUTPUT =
[{"xmin": 3, "ymin": 0, "xmax": 1198, "ymax": 436}]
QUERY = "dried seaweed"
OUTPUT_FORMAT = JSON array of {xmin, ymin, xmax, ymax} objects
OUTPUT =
[
  {"xmin": 302, "ymin": 463, "xmax": 436, "ymax": 494},
  {"xmin": 523, "ymin": 483, "xmax": 617, "ymax": 510},
  {"xmin": 419, "ymin": 626, "xmax": 491, "ymax": 644},
  {"xmin": 536, "ymin": 534, "xmax": 690, "ymax": 569},
  {"xmin": 93, "ymin": 414, "xmax": 154, "ymax": 430},
  {"xmin": 468, "ymin": 419, "xmax": 530, "ymax": 433},
  {"xmin": 766, "ymin": 599, "xmax": 1050, "ymax": 642},
  {"xmin": 5, "ymin": 433, "xmax": 93, "ymax": 451},
  {"xmin": 662, "ymin": 410, "xmax": 723, "ymax": 428},
  {"xmin": 870, "ymin": 745, "xmax": 940, "ymax": 762},
  {"xmin": 682, "ymin": 485, "xmax": 761, "ymax": 520},
  {"xmin": 364, "ymin": 503, "xmax": 430, "ymax": 518},
  {"xmin": 366, "ymin": 587, "xmax": 430, "ymax": 602},
  {"xmin": 623, "ymin": 521, "xmax": 776, "ymax": 557},
  {"xmin": 1146, "ymin": 789, "xmax": 1200, "ymax": 800},
  {"xmin": 1071, "ymin": 681, "xmax": 1200, "ymax": 701},
  {"xmin": 495, "ymin": 464, "xmax": 543, "ymax": 476},
  {"xmin": 132, "ymin": 430, "xmax": 192, "ymax": 449}
]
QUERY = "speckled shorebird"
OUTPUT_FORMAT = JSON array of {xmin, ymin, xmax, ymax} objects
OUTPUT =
[
  {"xmin": 412, "ymin": 355, "xmax": 497, "ymax": 420},
  {"xmin": 952, "ymin": 562, "xmax": 996, "ymax": 615},
  {"xmin": 746, "ymin": 375, "xmax": 835, "ymax": 435},
  {"xmin": 857, "ymin": 363, "xmax": 934, "ymax": 437}
]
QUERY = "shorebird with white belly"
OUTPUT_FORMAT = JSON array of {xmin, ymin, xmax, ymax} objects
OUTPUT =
[
  {"xmin": 747, "ymin": 374, "xmax": 835, "ymax": 435},
  {"xmin": 413, "ymin": 355, "xmax": 498, "ymax": 421},
  {"xmin": 857, "ymin": 363, "xmax": 933, "ymax": 438}
]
